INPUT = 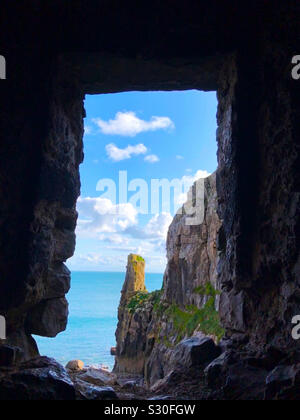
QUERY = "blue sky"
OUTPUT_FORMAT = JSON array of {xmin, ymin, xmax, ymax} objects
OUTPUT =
[{"xmin": 67, "ymin": 90, "xmax": 218, "ymax": 273}]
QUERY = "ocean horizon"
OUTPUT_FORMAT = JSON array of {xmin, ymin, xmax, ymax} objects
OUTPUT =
[{"xmin": 35, "ymin": 271, "xmax": 163, "ymax": 370}]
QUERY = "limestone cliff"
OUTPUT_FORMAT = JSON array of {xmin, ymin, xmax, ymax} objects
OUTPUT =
[{"xmin": 114, "ymin": 173, "xmax": 224, "ymax": 386}]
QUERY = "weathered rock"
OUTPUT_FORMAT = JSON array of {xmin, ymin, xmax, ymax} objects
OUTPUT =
[
  {"xmin": 75, "ymin": 379, "xmax": 118, "ymax": 400},
  {"xmin": 45, "ymin": 263, "xmax": 71, "ymax": 299},
  {"xmin": 66, "ymin": 359, "xmax": 85, "ymax": 372},
  {"xmin": 204, "ymin": 351, "xmax": 236, "ymax": 389},
  {"xmin": 5, "ymin": 329, "xmax": 39, "ymax": 362},
  {"xmin": 150, "ymin": 370, "xmax": 183, "ymax": 393},
  {"xmin": 114, "ymin": 254, "xmax": 149, "ymax": 375},
  {"xmin": 221, "ymin": 362, "xmax": 268, "ymax": 400},
  {"xmin": 114, "ymin": 175, "xmax": 223, "ymax": 388},
  {"xmin": 0, "ymin": 357, "xmax": 75, "ymax": 400},
  {"xmin": 77, "ymin": 367, "xmax": 117, "ymax": 386},
  {"xmin": 164, "ymin": 174, "xmax": 221, "ymax": 309},
  {"xmin": 0, "ymin": 345, "xmax": 23, "ymax": 367},
  {"xmin": 265, "ymin": 364, "xmax": 300, "ymax": 400},
  {"xmin": 170, "ymin": 336, "xmax": 221, "ymax": 369},
  {"xmin": 25, "ymin": 297, "xmax": 69, "ymax": 337},
  {"xmin": 111, "ymin": 347, "xmax": 117, "ymax": 356}
]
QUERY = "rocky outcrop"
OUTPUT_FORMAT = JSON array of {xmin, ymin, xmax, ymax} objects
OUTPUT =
[
  {"xmin": 164, "ymin": 173, "xmax": 221, "ymax": 308},
  {"xmin": 0, "ymin": 357, "xmax": 76, "ymax": 400},
  {"xmin": 114, "ymin": 254, "xmax": 149, "ymax": 375},
  {"xmin": 114, "ymin": 174, "xmax": 224, "ymax": 388}
]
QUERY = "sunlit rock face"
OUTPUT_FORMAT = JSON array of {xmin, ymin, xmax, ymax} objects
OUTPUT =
[
  {"xmin": 114, "ymin": 255, "xmax": 149, "ymax": 375},
  {"xmin": 114, "ymin": 174, "xmax": 223, "ymax": 385},
  {"xmin": 163, "ymin": 173, "xmax": 221, "ymax": 309}
]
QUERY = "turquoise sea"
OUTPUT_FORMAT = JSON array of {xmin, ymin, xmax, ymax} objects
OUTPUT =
[{"xmin": 35, "ymin": 271, "xmax": 163, "ymax": 370}]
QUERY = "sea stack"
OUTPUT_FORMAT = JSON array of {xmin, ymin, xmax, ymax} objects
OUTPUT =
[
  {"xmin": 114, "ymin": 254, "xmax": 149, "ymax": 375},
  {"xmin": 120, "ymin": 254, "xmax": 146, "ymax": 301}
]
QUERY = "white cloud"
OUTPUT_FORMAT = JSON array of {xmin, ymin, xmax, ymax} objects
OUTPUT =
[
  {"xmin": 76, "ymin": 197, "xmax": 138, "ymax": 238},
  {"xmin": 70, "ymin": 169, "xmax": 213, "ymax": 272},
  {"xmin": 181, "ymin": 169, "xmax": 211, "ymax": 185},
  {"xmin": 98, "ymin": 234, "xmax": 129, "ymax": 246},
  {"xmin": 106, "ymin": 143, "xmax": 147, "ymax": 161},
  {"xmin": 93, "ymin": 111, "xmax": 175, "ymax": 137},
  {"xmin": 125, "ymin": 212, "xmax": 173, "ymax": 241},
  {"xmin": 176, "ymin": 155, "xmax": 184, "ymax": 160},
  {"xmin": 68, "ymin": 253, "xmax": 128, "ymax": 271},
  {"xmin": 145, "ymin": 213, "xmax": 173, "ymax": 239},
  {"xmin": 144, "ymin": 154, "xmax": 160, "ymax": 163}
]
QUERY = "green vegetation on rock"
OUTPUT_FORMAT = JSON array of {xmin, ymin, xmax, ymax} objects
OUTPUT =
[
  {"xmin": 166, "ymin": 299, "xmax": 224, "ymax": 343},
  {"xmin": 165, "ymin": 282, "xmax": 224, "ymax": 343},
  {"xmin": 193, "ymin": 281, "xmax": 221, "ymax": 298},
  {"xmin": 127, "ymin": 282, "xmax": 224, "ymax": 343},
  {"xmin": 127, "ymin": 292, "xmax": 149, "ymax": 314},
  {"xmin": 127, "ymin": 289, "xmax": 163, "ymax": 314}
]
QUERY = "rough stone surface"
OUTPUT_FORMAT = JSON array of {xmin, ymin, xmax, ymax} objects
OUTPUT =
[
  {"xmin": 114, "ymin": 254, "xmax": 148, "ymax": 375},
  {"xmin": 0, "ymin": 345, "xmax": 23, "ymax": 367},
  {"xmin": 164, "ymin": 174, "xmax": 221, "ymax": 308},
  {"xmin": 25, "ymin": 297, "xmax": 69, "ymax": 338},
  {"xmin": 77, "ymin": 367, "xmax": 117, "ymax": 387},
  {"xmin": 75, "ymin": 380, "xmax": 118, "ymax": 401},
  {"xmin": 114, "ymin": 175, "xmax": 223, "ymax": 387},
  {"xmin": 265, "ymin": 364, "xmax": 300, "ymax": 400},
  {"xmin": 170, "ymin": 336, "xmax": 221, "ymax": 369},
  {"xmin": 66, "ymin": 360, "xmax": 85, "ymax": 372},
  {"xmin": 0, "ymin": 357, "xmax": 76, "ymax": 400}
]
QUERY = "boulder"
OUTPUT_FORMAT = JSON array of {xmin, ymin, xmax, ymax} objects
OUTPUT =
[
  {"xmin": 204, "ymin": 351, "xmax": 239, "ymax": 389},
  {"xmin": 204, "ymin": 352, "xmax": 228, "ymax": 388},
  {"xmin": 171, "ymin": 336, "xmax": 221, "ymax": 369},
  {"xmin": 265, "ymin": 364, "xmax": 300, "ymax": 400},
  {"xmin": 150, "ymin": 370, "xmax": 182, "ymax": 393},
  {"xmin": 75, "ymin": 379, "xmax": 118, "ymax": 400},
  {"xmin": 0, "ymin": 357, "xmax": 75, "ymax": 400},
  {"xmin": 66, "ymin": 359, "xmax": 85, "ymax": 372},
  {"xmin": 77, "ymin": 367, "xmax": 117, "ymax": 386}
]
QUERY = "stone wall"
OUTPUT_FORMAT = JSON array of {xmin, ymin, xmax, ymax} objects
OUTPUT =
[{"xmin": 0, "ymin": 53, "xmax": 84, "ymax": 360}]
